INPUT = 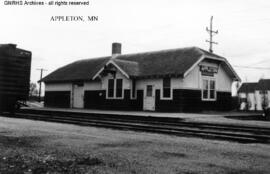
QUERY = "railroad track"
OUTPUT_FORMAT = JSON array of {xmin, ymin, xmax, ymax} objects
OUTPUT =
[{"xmin": 1, "ymin": 109, "xmax": 270, "ymax": 144}]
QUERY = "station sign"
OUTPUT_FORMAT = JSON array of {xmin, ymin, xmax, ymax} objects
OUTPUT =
[{"xmin": 200, "ymin": 65, "xmax": 218, "ymax": 76}]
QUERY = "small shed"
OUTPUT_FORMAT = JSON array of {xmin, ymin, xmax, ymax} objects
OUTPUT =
[{"xmin": 238, "ymin": 79, "xmax": 270, "ymax": 111}]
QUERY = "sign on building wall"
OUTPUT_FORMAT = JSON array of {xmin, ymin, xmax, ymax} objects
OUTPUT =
[{"xmin": 200, "ymin": 65, "xmax": 219, "ymax": 76}]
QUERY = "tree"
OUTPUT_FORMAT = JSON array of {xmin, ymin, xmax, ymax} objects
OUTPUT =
[{"xmin": 29, "ymin": 82, "xmax": 38, "ymax": 97}]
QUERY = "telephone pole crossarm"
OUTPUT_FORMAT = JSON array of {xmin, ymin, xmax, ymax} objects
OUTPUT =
[{"xmin": 206, "ymin": 16, "xmax": 218, "ymax": 53}]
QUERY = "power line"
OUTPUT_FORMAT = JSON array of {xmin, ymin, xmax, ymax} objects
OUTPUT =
[
  {"xmin": 206, "ymin": 16, "xmax": 218, "ymax": 53},
  {"xmin": 233, "ymin": 65, "xmax": 270, "ymax": 70},
  {"xmin": 247, "ymin": 59, "xmax": 270, "ymax": 66}
]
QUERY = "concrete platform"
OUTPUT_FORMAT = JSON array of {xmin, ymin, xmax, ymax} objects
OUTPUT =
[
  {"xmin": 20, "ymin": 107, "xmax": 270, "ymax": 128},
  {"xmin": 22, "ymin": 107, "xmax": 224, "ymax": 118}
]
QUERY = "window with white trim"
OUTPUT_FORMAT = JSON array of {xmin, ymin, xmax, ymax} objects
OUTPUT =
[
  {"xmin": 146, "ymin": 85, "xmax": 153, "ymax": 97},
  {"xmin": 108, "ymin": 79, "xmax": 114, "ymax": 98},
  {"xmin": 131, "ymin": 79, "xmax": 137, "ymax": 99},
  {"xmin": 162, "ymin": 78, "xmax": 172, "ymax": 99},
  {"xmin": 107, "ymin": 78, "xmax": 123, "ymax": 99},
  {"xmin": 116, "ymin": 79, "xmax": 123, "ymax": 98},
  {"xmin": 202, "ymin": 78, "xmax": 216, "ymax": 101}
]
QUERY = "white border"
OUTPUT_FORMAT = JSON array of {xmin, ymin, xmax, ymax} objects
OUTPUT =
[
  {"xmin": 184, "ymin": 55, "xmax": 241, "ymax": 82},
  {"xmin": 160, "ymin": 78, "xmax": 173, "ymax": 100},
  {"xmin": 106, "ymin": 78, "xmax": 124, "ymax": 100},
  {"xmin": 183, "ymin": 55, "xmax": 204, "ymax": 78},
  {"xmin": 92, "ymin": 67, "xmax": 104, "ymax": 80},
  {"xmin": 201, "ymin": 76, "xmax": 217, "ymax": 101},
  {"xmin": 130, "ymin": 80, "xmax": 137, "ymax": 100},
  {"xmin": 143, "ymin": 84, "xmax": 156, "ymax": 111},
  {"xmin": 92, "ymin": 60, "xmax": 130, "ymax": 80}
]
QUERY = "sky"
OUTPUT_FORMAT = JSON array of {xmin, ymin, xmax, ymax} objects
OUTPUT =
[{"xmin": 0, "ymin": 0, "xmax": 270, "ymax": 87}]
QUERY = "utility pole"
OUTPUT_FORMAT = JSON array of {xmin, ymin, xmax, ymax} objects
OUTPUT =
[
  {"xmin": 206, "ymin": 16, "xmax": 218, "ymax": 53},
  {"xmin": 37, "ymin": 68, "xmax": 47, "ymax": 102}
]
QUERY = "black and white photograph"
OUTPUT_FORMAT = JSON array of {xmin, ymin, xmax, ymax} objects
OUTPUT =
[{"xmin": 0, "ymin": 0, "xmax": 270, "ymax": 173}]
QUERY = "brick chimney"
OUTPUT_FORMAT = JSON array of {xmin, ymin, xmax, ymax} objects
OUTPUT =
[{"xmin": 112, "ymin": 42, "xmax": 121, "ymax": 58}]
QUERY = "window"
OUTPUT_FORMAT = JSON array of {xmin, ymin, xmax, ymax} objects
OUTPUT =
[
  {"xmin": 163, "ymin": 78, "xmax": 171, "ymax": 98},
  {"xmin": 146, "ymin": 85, "xmax": 153, "ymax": 97},
  {"xmin": 131, "ymin": 79, "xmax": 136, "ymax": 99},
  {"xmin": 202, "ymin": 78, "xmax": 216, "ymax": 100},
  {"xmin": 202, "ymin": 79, "xmax": 208, "ymax": 99},
  {"xmin": 116, "ymin": 79, "xmax": 123, "ymax": 98},
  {"xmin": 108, "ymin": 79, "xmax": 114, "ymax": 98},
  {"xmin": 209, "ymin": 80, "xmax": 215, "ymax": 99},
  {"xmin": 107, "ymin": 78, "xmax": 123, "ymax": 99}
]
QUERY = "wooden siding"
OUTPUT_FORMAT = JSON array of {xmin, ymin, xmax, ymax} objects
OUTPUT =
[
  {"xmin": 44, "ymin": 91, "xmax": 70, "ymax": 108},
  {"xmin": 155, "ymin": 89, "xmax": 232, "ymax": 112},
  {"xmin": 83, "ymin": 89, "xmax": 232, "ymax": 112},
  {"xmin": 84, "ymin": 89, "xmax": 143, "ymax": 110}
]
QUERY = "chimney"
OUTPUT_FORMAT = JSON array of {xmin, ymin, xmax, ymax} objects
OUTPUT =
[{"xmin": 112, "ymin": 42, "xmax": 121, "ymax": 58}]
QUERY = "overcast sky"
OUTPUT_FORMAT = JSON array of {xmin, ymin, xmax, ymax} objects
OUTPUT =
[{"xmin": 0, "ymin": 0, "xmax": 270, "ymax": 84}]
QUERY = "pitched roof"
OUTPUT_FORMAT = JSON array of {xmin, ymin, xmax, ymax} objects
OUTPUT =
[
  {"xmin": 256, "ymin": 79, "xmax": 270, "ymax": 90},
  {"xmin": 115, "ymin": 47, "xmax": 210, "ymax": 78},
  {"xmin": 238, "ymin": 82, "xmax": 257, "ymax": 93},
  {"xmin": 112, "ymin": 59, "xmax": 140, "ymax": 77},
  {"xmin": 41, "ymin": 57, "xmax": 110, "ymax": 83},
  {"xmin": 41, "ymin": 46, "xmax": 239, "ymax": 83}
]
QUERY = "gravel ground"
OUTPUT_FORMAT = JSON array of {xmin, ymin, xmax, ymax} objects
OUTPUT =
[{"xmin": 0, "ymin": 116, "xmax": 269, "ymax": 174}]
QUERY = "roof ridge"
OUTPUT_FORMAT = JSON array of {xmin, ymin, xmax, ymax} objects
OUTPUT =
[
  {"xmin": 53, "ymin": 46, "xmax": 205, "ymax": 64},
  {"xmin": 72, "ymin": 56, "xmax": 110, "ymax": 63},
  {"xmin": 113, "ymin": 58, "xmax": 138, "ymax": 64},
  {"xmin": 116, "ymin": 46, "xmax": 198, "ymax": 57},
  {"xmin": 197, "ymin": 47, "xmax": 225, "ymax": 59}
]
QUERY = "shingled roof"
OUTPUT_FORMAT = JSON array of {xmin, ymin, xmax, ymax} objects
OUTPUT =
[
  {"xmin": 238, "ymin": 79, "xmax": 270, "ymax": 93},
  {"xmin": 41, "ymin": 57, "xmax": 110, "ymax": 83},
  {"xmin": 238, "ymin": 83, "xmax": 258, "ymax": 93},
  {"xmin": 112, "ymin": 59, "xmax": 140, "ymax": 77},
  {"xmin": 256, "ymin": 79, "xmax": 270, "ymax": 91},
  {"xmin": 115, "ymin": 47, "xmax": 209, "ymax": 78},
  {"xmin": 41, "ymin": 46, "xmax": 239, "ymax": 83}
]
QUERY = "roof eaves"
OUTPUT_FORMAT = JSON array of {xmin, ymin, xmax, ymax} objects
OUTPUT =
[
  {"xmin": 183, "ymin": 55, "xmax": 204, "ymax": 78},
  {"xmin": 108, "ymin": 60, "xmax": 130, "ymax": 79},
  {"xmin": 196, "ymin": 48, "xmax": 241, "ymax": 81}
]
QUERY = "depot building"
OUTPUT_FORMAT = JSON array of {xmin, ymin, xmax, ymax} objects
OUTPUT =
[{"xmin": 40, "ymin": 43, "xmax": 240, "ymax": 112}]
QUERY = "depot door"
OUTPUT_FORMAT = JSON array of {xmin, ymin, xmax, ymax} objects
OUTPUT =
[
  {"xmin": 143, "ymin": 85, "xmax": 155, "ymax": 111},
  {"xmin": 73, "ymin": 85, "xmax": 84, "ymax": 108}
]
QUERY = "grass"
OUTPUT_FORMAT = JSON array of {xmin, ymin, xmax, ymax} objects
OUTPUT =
[{"xmin": 0, "ymin": 116, "xmax": 269, "ymax": 174}]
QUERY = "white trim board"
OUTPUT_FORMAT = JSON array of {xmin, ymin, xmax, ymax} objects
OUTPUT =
[
  {"xmin": 107, "ymin": 60, "xmax": 130, "ymax": 79},
  {"xmin": 183, "ymin": 55, "xmax": 241, "ymax": 82},
  {"xmin": 92, "ymin": 67, "xmax": 105, "ymax": 80},
  {"xmin": 183, "ymin": 55, "xmax": 204, "ymax": 78},
  {"xmin": 92, "ymin": 60, "xmax": 130, "ymax": 80}
]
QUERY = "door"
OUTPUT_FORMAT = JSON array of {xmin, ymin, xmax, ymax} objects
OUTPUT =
[
  {"xmin": 143, "ymin": 85, "xmax": 155, "ymax": 111},
  {"xmin": 73, "ymin": 85, "xmax": 84, "ymax": 108}
]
